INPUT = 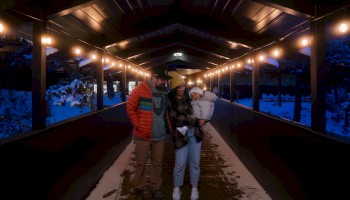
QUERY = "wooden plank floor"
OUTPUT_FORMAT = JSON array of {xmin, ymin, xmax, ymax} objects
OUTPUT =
[{"xmin": 86, "ymin": 123, "xmax": 271, "ymax": 200}]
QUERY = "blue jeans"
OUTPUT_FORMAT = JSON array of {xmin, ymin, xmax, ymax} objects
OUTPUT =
[{"xmin": 173, "ymin": 127, "xmax": 202, "ymax": 187}]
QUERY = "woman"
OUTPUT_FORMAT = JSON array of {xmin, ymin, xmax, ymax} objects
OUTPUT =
[{"xmin": 167, "ymin": 71, "xmax": 205, "ymax": 200}]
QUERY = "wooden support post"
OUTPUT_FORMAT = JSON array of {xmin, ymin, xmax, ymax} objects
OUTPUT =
[
  {"xmin": 310, "ymin": 20, "xmax": 327, "ymax": 133},
  {"xmin": 209, "ymin": 75, "xmax": 213, "ymax": 92},
  {"xmin": 218, "ymin": 72, "xmax": 222, "ymax": 98},
  {"xmin": 32, "ymin": 21, "xmax": 47, "ymax": 130},
  {"xmin": 135, "ymin": 72, "xmax": 139, "ymax": 86},
  {"xmin": 230, "ymin": 68, "xmax": 236, "ymax": 103},
  {"xmin": 120, "ymin": 64, "xmax": 127, "ymax": 102},
  {"xmin": 96, "ymin": 50, "xmax": 104, "ymax": 110},
  {"xmin": 252, "ymin": 61, "xmax": 260, "ymax": 111}
]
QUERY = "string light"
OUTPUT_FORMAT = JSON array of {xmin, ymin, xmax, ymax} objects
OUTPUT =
[
  {"xmin": 258, "ymin": 55, "xmax": 265, "ymax": 61},
  {"xmin": 300, "ymin": 38, "xmax": 309, "ymax": 47},
  {"xmin": 41, "ymin": 36, "xmax": 52, "ymax": 45},
  {"xmin": 0, "ymin": 22, "xmax": 4, "ymax": 32},
  {"xmin": 339, "ymin": 22, "xmax": 348, "ymax": 33},
  {"xmin": 1, "ymin": 4, "xmax": 349, "ymax": 79},
  {"xmin": 338, "ymin": 7, "xmax": 349, "ymax": 34},
  {"xmin": 0, "ymin": 6, "xmax": 150, "ymax": 78},
  {"xmin": 75, "ymin": 48, "xmax": 81, "ymax": 55},
  {"xmin": 272, "ymin": 49, "xmax": 280, "ymax": 58},
  {"xmin": 0, "ymin": 11, "xmax": 5, "ymax": 33}
]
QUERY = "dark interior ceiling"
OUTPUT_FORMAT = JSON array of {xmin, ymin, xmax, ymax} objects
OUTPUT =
[{"xmin": 2, "ymin": 0, "xmax": 349, "ymax": 76}]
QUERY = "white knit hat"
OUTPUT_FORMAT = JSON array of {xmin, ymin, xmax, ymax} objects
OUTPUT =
[{"xmin": 189, "ymin": 87, "xmax": 203, "ymax": 99}]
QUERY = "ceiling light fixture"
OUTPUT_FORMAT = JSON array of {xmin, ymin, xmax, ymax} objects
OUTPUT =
[{"xmin": 173, "ymin": 52, "xmax": 182, "ymax": 57}]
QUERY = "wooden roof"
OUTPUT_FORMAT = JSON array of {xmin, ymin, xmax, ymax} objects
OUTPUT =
[{"xmin": 2, "ymin": 0, "xmax": 349, "ymax": 75}]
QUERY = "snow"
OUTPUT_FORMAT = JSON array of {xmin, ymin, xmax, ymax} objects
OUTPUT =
[
  {"xmin": 0, "ymin": 88, "xmax": 121, "ymax": 139},
  {"xmin": 237, "ymin": 98, "xmax": 311, "ymax": 126},
  {"xmin": 85, "ymin": 122, "xmax": 273, "ymax": 200},
  {"xmin": 202, "ymin": 122, "xmax": 272, "ymax": 200},
  {"xmin": 236, "ymin": 97, "xmax": 348, "ymax": 137},
  {"xmin": 0, "ymin": 89, "xmax": 349, "ymax": 141}
]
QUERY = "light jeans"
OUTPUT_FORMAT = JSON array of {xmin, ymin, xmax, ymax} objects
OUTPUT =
[{"xmin": 173, "ymin": 128, "xmax": 202, "ymax": 187}]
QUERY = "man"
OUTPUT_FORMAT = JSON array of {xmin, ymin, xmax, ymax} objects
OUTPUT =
[{"xmin": 126, "ymin": 67, "xmax": 172, "ymax": 200}]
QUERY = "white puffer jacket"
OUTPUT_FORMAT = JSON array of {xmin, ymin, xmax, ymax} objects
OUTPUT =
[{"xmin": 191, "ymin": 90, "xmax": 218, "ymax": 120}]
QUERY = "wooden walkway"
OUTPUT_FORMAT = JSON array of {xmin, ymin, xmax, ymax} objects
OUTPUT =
[{"xmin": 85, "ymin": 123, "xmax": 271, "ymax": 200}]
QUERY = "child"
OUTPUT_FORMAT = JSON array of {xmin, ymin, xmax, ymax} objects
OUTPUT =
[
  {"xmin": 175, "ymin": 86, "xmax": 218, "ymax": 135},
  {"xmin": 189, "ymin": 87, "xmax": 218, "ymax": 127}
]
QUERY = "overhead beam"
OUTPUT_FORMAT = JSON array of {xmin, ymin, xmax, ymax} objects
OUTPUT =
[
  {"xmin": 139, "ymin": 55, "xmax": 213, "ymax": 70},
  {"xmin": 105, "ymin": 23, "xmax": 252, "ymax": 53},
  {"xmin": 46, "ymin": 0, "xmax": 103, "ymax": 19},
  {"xmin": 255, "ymin": 0, "xmax": 350, "ymax": 18},
  {"xmin": 125, "ymin": 42, "xmax": 231, "ymax": 63},
  {"xmin": 253, "ymin": 0, "xmax": 312, "ymax": 18}
]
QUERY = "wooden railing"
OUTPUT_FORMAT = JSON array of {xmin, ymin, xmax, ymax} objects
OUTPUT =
[
  {"xmin": 0, "ymin": 103, "xmax": 132, "ymax": 200},
  {"xmin": 211, "ymin": 99, "xmax": 350, "ymax": 200}
]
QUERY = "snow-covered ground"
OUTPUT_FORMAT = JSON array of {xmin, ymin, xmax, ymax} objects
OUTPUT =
[
  {"xmin": 0, "ymin": 89, "xmax": 349, "ymax": 141},
  {"xmin": 85, "ymin": 122, "xmax": 272, "ymax": 200}
]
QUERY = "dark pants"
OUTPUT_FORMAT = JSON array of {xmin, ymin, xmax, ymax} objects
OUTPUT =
[{"xmin": 133, "ymin": 139, "xmax": 165, "ymax": 191}]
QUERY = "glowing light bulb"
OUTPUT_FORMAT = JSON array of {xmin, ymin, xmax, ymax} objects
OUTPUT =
[
  {"xmin": 301, "ymin": 39, "xmax": 308, "ymax": 46},
  {"xmin": 41, "ymin": 37, "xmax": 52, "ymax": 45},
  {"xmin": 339, "ymin": 23, "xmax": 348, "ymax": 33},
  {"xmin": 0, "ymin": 23, "xmax": 4, "ymax": 32},
  {"xmin": 75, "ymin": 48, "xmax": 81, "ymax": 55},
  {"xmin": 259, "ymin": 55, "xmax": 264, "ymax": 61}
]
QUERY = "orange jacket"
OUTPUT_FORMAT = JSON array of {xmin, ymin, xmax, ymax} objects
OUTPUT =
[{"xmin": 126, "ymin": 80, "xmax": 171, "ymax": 140}]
